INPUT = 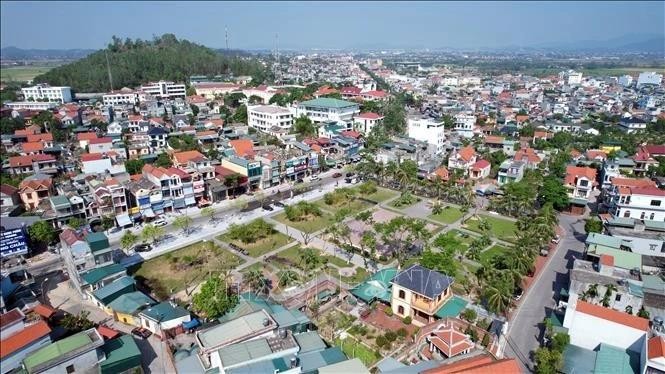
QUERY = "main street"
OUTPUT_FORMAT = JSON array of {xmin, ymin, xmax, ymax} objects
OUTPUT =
[{"xmin": 504, "ymin": 213, "xmax": 587, "ymax": 372}]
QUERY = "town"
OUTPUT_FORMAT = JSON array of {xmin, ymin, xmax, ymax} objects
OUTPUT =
[{"xmin": 1, "ymin": 3, "xmax": 665, "ymax": 374}]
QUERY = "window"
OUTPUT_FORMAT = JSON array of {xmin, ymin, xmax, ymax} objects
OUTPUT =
[
  {"xmin": 398, "ymin": 290, "xmax": 405, "ymax": 299},
  {"xmin": 641, "ymin": 212, "xmax": 646, "ymax": 220},
  {"xmin": 651, "ymin": 200, "xmax": 662, "ymax": 207},
  {"xmin": 623, "ymin": 210, "xmax": 631, "ymax": 218},
  {"xmin": 397, "ymin": 306, "xmax": 404, "ymax": 315},
  {"xmin": 66, "ymin": 365, "xmax": 75, "ymax": 374}
]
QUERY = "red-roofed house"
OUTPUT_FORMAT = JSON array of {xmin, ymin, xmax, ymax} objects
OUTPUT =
[
  {"xmin": 18, "ymin": 176, "xmax": 53, "ymax": 209},
  {"xmin": 648, "ymin": 336, "xmax": 665, "ymax": 373},
  {"xmin": 634, "ymin": 145, "xmax": 661, "ymax": 175},
  {"xmin": 172, "ymin": 150, "xmax": 207, "ymax": 167},
  {"xmin": 0, "ymin": 318, "xmax": 51, "ymax": 372},
  {"xmin": 7, "ymin": 154, "xmax": 57, "ymax": 175},
  {"xmin": 564, "ymin": 166, "xmax": 597, "ymax": 201},
  {"xmin": 77, "ymin": 132, "xmax": 98, "ymax": 148},
  {"xmin": 340, "ymin": 86, "xmax": 362, "ymax": 99},
  {"xmin": 26, "ymin": 133, "xmax": 54, "ymax": 148},
  {"xmin": 469, "ymin": 160, "xmax": 491, "ymax": 180},
  {"xmin": 585, "ymin": 149, "xmax": 608, "ymax": 162},
  {"xmin": 608, "ymin": 185, "xmax": 665, "ymax": 221},
  {"xmin": 360, "ymin": 90, "xmax": 389, "ymax": 101},
  {"xmin": 563, "ymin": 300, "xmax": 648, "ymax": 352},
  {"xmin": 88, "ymin": 137, "xmax": 114, "ymax": 153},
  {"xmin": 429, "ymin": 167, "xmax": 450, "ymax": 182},
  {"xmin": 19, "ymin": 142, "xmax": 44, "ymax": 156},
  {"xmin": 229, "ymin": 139, "xmax": 255, "ymax": 158},
  {"xmin": 447, "ymin": 146, "xmax": 477, "ymax": 175},
  {"xmin": 423, "ymin": 354, "xmax": 520, "ymax": 374},
  {"xmin": 424, "ymin": 321, "xmax": 474, "ymax": 359},
  {"xmin": 354, "ymin": 112, "xmax": 384, "ymax": 134},
  {"xmin": 313, "ymin": 85, "xmax": 339, "ymax": 98},
  {"xmin": 0, "ymin": 184, "xmax": 20, "ymax": 208},
  {"xmin": 514, "ymin": 147, "xmax": 543, "ymax": 168}
]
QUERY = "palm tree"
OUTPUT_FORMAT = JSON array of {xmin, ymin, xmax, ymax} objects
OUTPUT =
[
  {"xmin": 244, "ymin": 268, "xmax": 266, "ymax": 293},
  {"xmin": 485, "ymin": 285, "xmax": 512, "ymax": 315},
  {"xmin": 431, "ymin": 200, "xmax": 444, "ymax": 215},
  {"xmin": 278, "ymin": 270, "xmax": 299, "ymax": 287},
  {"xmin": 301, "ymin": 248, "xmax": 320, "ymax": 271}
]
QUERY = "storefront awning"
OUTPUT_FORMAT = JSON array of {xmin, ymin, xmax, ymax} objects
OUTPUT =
[
  {"xmin": 116, "ymin": 214, "xmax": 132, "ymax": 227},
  {"xmin": 141, "ymin": 208, "xmax": 156, "ymax": 218}
]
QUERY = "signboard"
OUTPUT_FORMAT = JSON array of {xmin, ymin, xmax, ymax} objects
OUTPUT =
[{"xmin": 1, "ymin": 228, "xmax": 29, "ymax": 258}]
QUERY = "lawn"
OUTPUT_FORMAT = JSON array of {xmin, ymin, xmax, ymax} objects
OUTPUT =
[
  {"xmin": 450, "ymin": 230, "xmax": 477, "ymax": 245},
  {"xmin": 340, "ymin": 267, "xmax": 369, "ymax": 285},
  {"xmin": 217, "ymin": 231, "xmax": 293, "ymax": 257},
  {"xmin": 433, "ymin": 231, "xmax": 470, "ymax": 253},
  {"xmin": 464, "ymin": 215, "xmax": 517, "ymax": 243},
  {"xmin": 1, "ymin": 66, "xmax": 53, "ymax": 82},
  {"xmin": 479, "ymin": 245, "xmax": 511, "ymax": 266},
  {"xmin": 273, "ymin": 211, "xmax": 333, "ymax": 232},
  {"xmin": 322, "ymin": 254, "xmax": 352, "ymax": 268},
  {"xmin": 335, "ymin": 337, "xmax": 381, "ymax": 366},
  {"xmin": 388, "ymin": 197, "xmax": 421, "ymax": 210},
  {"xmin": 429, "ymin": 206, "xmax": 465, "ymax": 224},
  {"xmin": 314, "ymin": 198, "xmax": 374, "ymax": 216},
  {"xmin": 353, "ymin": 185, "xmax": 399, "ymax": 203},
  {"xmin": 131, "ymin": 242, "xmax": 243, "ymax": 293}
]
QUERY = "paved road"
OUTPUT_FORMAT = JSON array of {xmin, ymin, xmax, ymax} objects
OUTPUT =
[{"xmin": 504, "ymin": 213, "xmax": 587, "ymax": 371}]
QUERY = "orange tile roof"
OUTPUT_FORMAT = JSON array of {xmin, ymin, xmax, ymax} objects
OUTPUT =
[
  {"xmin": 9, "ymin": 154, "xmax": 55, "ymax": 167},
  {"xmin": 515, "ymin": 114, "xmax": 529, "ymax": 122},
  {"xmin": 452, "ymin": 358, "xmax": 521, "ymax": 374},
  {"xmin": 599, "ymin": 254, "xmax": 614, "ymax": 266},
  {"xmin": 88, "ymin": 137, "xmax": 113, "ymax": 145},
  {"xmin": 564, "ymin": 166, "xmax": 597, "ymax": 186},
  {"xmin": 229, "ymin": 139, "xmax": 255, "ymax": 157},
  {"xmin": 432, "ymin": 167, "xmax": 450, "ymax": 181},
  {"xmin": 422, "ymin": 354, "xmax": 494, "ymax": 374},
  {"xmin": 649, "ymin": 336, "xmax": 665, "ymax": 360},
  {"xmin": 610, "ymin": 177, "xmax": 657, "ymax": 188},
  {"xmin": 576, "ymin": 300, "xmax": 649, "ymax": 331},
  {"xmin": 586, "ymin": 150, "xmax": 607, "ymax": 160},
  {"xmin": 457, "ymin": 146, "xmax": 476, "ymax": 162},
  {"xmin": 0, "ymin": 320, "xmax": 51, "ymax": 359},
  {"xmin": 32, "ymin": 304, "xmax": 56, "ymax": 319},
  {"xmin": 173, "ymin": 150, "xmax": 207, "ymax": 165},
  {"xmin": 483, "ymin": 135, "xmax": 504, "ymax": 144},
  {"xmin": 18, "ymin": 178, "xmax": 52, "ymax": 192},
  {"xmin": 515, "ymin": 148, "xmax": 542, "ymax": 164},
  {"xmin": 0, "ymin": 309, "xmax": 23, "ymax": 329},
  {"xmin": 21, "ymin": 142, "xmax": 44, "ymax": 152},
  {"xmin": 77, "ymin": 132, "xmax": 98, "ymax": 141},
  {"xmin": 429, "ymin": 327, "xmax": 474, "ymax": 358},
  {"xmin": 80, "ymin": 153, "xmax": 104, "ymax": 162},
  {"xmin": 26, "ymin": 133, "xmax": 53, "ymax": 143}
]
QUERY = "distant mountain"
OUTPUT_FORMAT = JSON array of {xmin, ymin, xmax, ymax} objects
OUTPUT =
[
  {"xmin": 32, "ymin": 34, "xmax": 271, "ymax": 92},
  {"xmin": 1, "ymin": 46, "xmax": 95, "ymax": 60},
  {"xmin": 533, "ymin": 34, "xmax": 665, "ymax": 54}
]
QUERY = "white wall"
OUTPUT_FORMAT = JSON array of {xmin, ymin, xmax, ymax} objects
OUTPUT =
[
  {"xmin": 564, "ymin": 307, "xmax": 646, "ymax": 352},
  {"xmin": 39, "ymin": 348, "xmax": 102, "ymax": 374}
]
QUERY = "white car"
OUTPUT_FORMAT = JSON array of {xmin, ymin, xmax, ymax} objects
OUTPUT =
[
  {"xmin": 310, "ymin": 174, "xmax": 320, "ymax": 181},
  {"xmin": 152, "ymin": 218, "xmax": 168, "ymax": 227}
]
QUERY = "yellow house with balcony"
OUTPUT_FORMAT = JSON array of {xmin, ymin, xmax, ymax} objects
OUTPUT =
[{"xmin": 391, "ymin": 265, "xmax": 455, "ymax": 326}]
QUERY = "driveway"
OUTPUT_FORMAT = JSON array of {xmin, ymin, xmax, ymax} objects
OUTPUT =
[{"xmin": 504, "ymin": 213, "xmax": 587, "ymax": 371}]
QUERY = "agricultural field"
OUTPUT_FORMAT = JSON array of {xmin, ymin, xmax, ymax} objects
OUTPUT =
[{"xmin": 1, "ymin": 66, "xmax": 53, "ymax": 82}]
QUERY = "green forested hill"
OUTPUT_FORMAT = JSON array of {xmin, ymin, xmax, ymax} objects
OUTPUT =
[{"xmin": 33, "ymin": 34, "xmax": 270, "ymax": 92}]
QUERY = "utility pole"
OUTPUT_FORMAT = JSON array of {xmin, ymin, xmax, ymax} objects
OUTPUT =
[
  {"xmin": 225, "ymin": 26, "xmax": 229, "ymax": 51},
  {"xmin": 105, "ymin": 49, "xmax": 114, "ymax": 91},
  {"xmin": 275, "ymin": 33, "xmax": 280, "ymax": 83}
]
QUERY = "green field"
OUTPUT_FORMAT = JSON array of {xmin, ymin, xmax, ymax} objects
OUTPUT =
[
  {"xmin": 354, "ymin": 186, "xmax": 399, "ymax": 203},
  {"xmin": 273, "ymin": 211, "xmax": 333, "ymax": 232},
  {"xmin": 429, "ymin": 206, "xmax": 465, "ymax": 224},
  {"xmin": 1, "ymin": 66, "xmax": 53, "ymax": 82},
  {"xmin": 335, "ymin": 337, "xmax": 381, "ymax": 366},
  {"xmin": 465, "ymin": 215, "xmax": 517, "ymax": 243},
  {"xmin": 314, "ymin": 197, "xmax": 374, "ymax": 216},
  {"xmin": 217, "ymin": 231, "xmax": 293, "ymax": 258},
  {"xmin": 479, "ymin": 245, "xmax": 511, "ymax": 266}
]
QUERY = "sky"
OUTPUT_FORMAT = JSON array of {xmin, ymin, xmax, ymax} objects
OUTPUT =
[{"xmin": 1, "ymin": 1, "xmax": 664, "ymax": 50}]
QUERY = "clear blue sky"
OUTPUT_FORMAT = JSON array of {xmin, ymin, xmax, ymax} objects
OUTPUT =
[{"xmin": 1, "ymin": 1, "xmax": 663, "ymax": 50}]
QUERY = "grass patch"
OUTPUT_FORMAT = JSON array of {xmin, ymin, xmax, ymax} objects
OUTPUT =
[
  {"xmin": 335, "ymin": 337, "xmax": 381, "ymax": 366},
  {"xmin": 429, "ymin": 206, "xmax": 464, "ymax": 224},
  {"xmin": 354, "ymin": 185, "xmax": 399, "ymax": 203},
  {"xmin": 218, "ymin": 231, "xmax": 292, "ymax": 257},
  {"xmin": 131, "ymin": 242, "xmax": 243, "ymax": 293},
  {"xmin": 314, "ymin": 198, "xmax": 374, "ymax": 216},
  {"xmin": 322, "ymin": 254, "xmax": 352, "ymax": 268},
  {"xmin": 341, "ymin": 267, "xmax": 370, "ymax": 285},
  {"xmin": 479, "ymin": 245, "xmax": 511, "ymax": 266},
  {"xmin": 388, "ymin": 197, "xmax": 421, "ymax": 210},
  {"xmin": 1, "ymin": 66, "xmax": 54, "ymax": 82},
  {"xmin": 241, "ymin": 263, "xmax": 267, "ymax": 274},
  {"xmin": 273, "ymin": 211, "xmax": 333, "ymax": 232},
  {"xmin": 464, "ymin": 215, "xmax": 517, "ymax": 243}
]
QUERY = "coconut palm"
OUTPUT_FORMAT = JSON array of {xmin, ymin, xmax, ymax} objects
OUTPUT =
[
  {"xmin": 244, "ymin": 268, "xmax": 267, "ymax": 293},
  {"xmin": 278, "ymin": 270, "xmax": 299, "ymax": 287},
  {"xmin": 485, "ymin": 284, "xmax": 513, "ymax": 315}
]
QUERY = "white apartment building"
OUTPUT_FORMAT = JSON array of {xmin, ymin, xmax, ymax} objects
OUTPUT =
[
  {"xmin": 295, "ymin": 98, "xmax": 360, "ymax": 126},
  {"xmin": 609, "ymin": 186, "xmax": 665, "ymax": 221},
  {"xmin": 5, "ymin": 101, "xmax": 58, "ymax": 111},
  {"xmin": 618, "ymin": 75, "xmax": 633, "ymax": 87},
  {"xmin": 102, "ymin": 90, "xmax": 139, "ymax": 106},
  {"xmin": 193, "ymin": 82, "xmax": 241, "ymax": 99},
  {"xmin": 453, "ymin": 113, "xmax": 476, "ymax": 138},
  {"xmin": 559, "ymin": 70, "xmax": 583, "ymax": 85},
  {"xmin": 139, "ymin": 81, "xmax": 186, "ymax": 99},
  {"xmin": 354, "ymin": 112, "xmax": 384, "ymax": 134},
  {"xmin": 248, "ymin": 105, "xmax": 293, "ymax": 132},
  {"xmin": 407, "ymin": 117, "xmax": 445, "ymax": 154},
  {"xmin": 619, "ymin": 116, "xmax": 647, "ymax": 133},
  {"xmin": 21, "ymin": 84, "xmax": 72, "ymax": 103},
  {"xmin": 637, "ymin": 72, "xmax": 663, "ymax": 88}
]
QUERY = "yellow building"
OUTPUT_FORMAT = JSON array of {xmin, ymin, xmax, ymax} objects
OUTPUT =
[{"xmin": 391, "ymin": 265, "xmax": 454, "ymax": 326}]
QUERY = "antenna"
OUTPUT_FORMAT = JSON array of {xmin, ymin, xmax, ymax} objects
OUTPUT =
[
  {"xmin": 225, "ymin": 26, "xmax": 229, "ymax": 51},
  {"xmin": 105, "ymin": 49, "xmax": 114, "ymax": 91}
]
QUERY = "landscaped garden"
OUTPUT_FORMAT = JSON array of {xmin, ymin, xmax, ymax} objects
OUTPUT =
[
  {"xmin": 131, "ymin": 241, "xmax": 243, "ymax": 297},
  {"xmin": 314, "ymin": 187, "xmax": 375, "ymax": 215},
  {"xmin": 273, "ymin": 201, "xmax": 333, "ymax": 232},
  {"xmin": 387, "ymin": 191, "xmax": 421, "ymax": 209},
  {"xmin": 464, "ymin": 214, "xmax": 517, "ymax": 243},
  {"xmin": 218, "ymin": 219, "xmax": 293, "ymax": 257},
  {"xmin": 352, "ymin": 181, "xmax": 399, "ymax": 203},
  {"xmin": 429, "ymin": 205, "xmax": 465, "ymax": 224},
  {"xmin": 335, "ymin": 337, "xmax": 381, "ymax": 366},
  {"xmin": 478, "ymin": 245, "xmax": 511, "ymax": 266}
]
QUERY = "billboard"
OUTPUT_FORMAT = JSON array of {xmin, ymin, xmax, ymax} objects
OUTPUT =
[{"xmin": 0, "ymin": 228, "xmax": 29, "ymax": 258}]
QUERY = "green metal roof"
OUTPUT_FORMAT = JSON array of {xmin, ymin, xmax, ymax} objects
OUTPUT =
[
  {"xmin": 24, "ymin": 330, "xmax": 95, "ymax": 373},
  {"xmin": 294, "ymin": 331, "xmax": 327, "ymax": 354},
  {"xmin": 606, "ymin": 217, "xmax": 636, "ymax": 228},
  {"xmin": 80, "ymin": 263, "xmax": 126, "ymax": 285},
  {"xmin": 106, "ymin": 291, "xmax": 155, "ymax": 314},
  {"xmin": 299, "ymin": 98, "xmax": 359, "ymax": 109},
  {"xmin": 100, "ymin": 335, "xmax": 142, "ymax": 374},
  {"xmin": 434, "ymin": 295, "xmax": 468, "ymax": 319},
  {"xmin": 141, "ymin": 301, "xmax": 189, "ymax": 322},
  {"xmin": 350, "ymin": 268, "xmax": 398, "ymax": 304},
  {"xmin": 50, "ymin": 195, "xmax": 71, "ymax": 208},
  {"xmin": 218, "ymin": 293, "xmax": 309, "ymax": 329},
  {"xmin": 593, "ymin": 344, "xmax": 640, "ymax": 374},
  {"xmin": 85, "ymin": 232, "xmax": 109, "ymax": 253},
  {"xmin": 563, "ymin": 345, "xmax": 597, "ymax": 374},
  {"xmin": 644, "ymin": 220, "xmax": 665, "ymax": 232},
  {"xmin": 569, "ymin": 197, "xmax": 589, "ymax": 205},
  {"xmin": 586, "ymin": 246, "xmax": 641, "ymax": 270},
  {"xmin": 585, "ymin": 233, "xmax": 626, "ymax": 250},
  {"xmin": 218, "ymin": 338, "xmax": 273, "ymax": 368},
  {"xmin": 92, "ymin": 276, "xmax": 135, "ymax": 304}
]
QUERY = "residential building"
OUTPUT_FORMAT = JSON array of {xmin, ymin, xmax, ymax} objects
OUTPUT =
[
  {"xmin": 564, "ymin": 166, "xmax": 597, "ymax": 200},
  {"xmin": 88, "ymin": 178, "xmax": 128, "ymax": 217},
  {"xmin": 390, "ymin": 265, "xmax": 455, "ymax": 326},
  {"xmin": 619, "ymin": 116, "xmax": 647, "ymax": 133},
  {"xmin": 142, "ymin": 164, "xmax": 190, "ymax": 211},
  {"xmin": 407, "ymin": 117, "xmax": 445, "ymax": 154},
  {"xmin": 0, "ymin": 309, "xmax": 52, "ymax": 374},
  {"xmin": 607, "ymin": 185, "xmax": 665, "ymax": 222},
  {"xmin": 102, "ymin": 90, "xmax": 139, "ymax": 106},
  {"xmin": 21, "ymin": 84, "xmax": 72, "ymax": 103},
  {"xmin": 60, "ymin": 229, "xmax": 113, "ymax": 298},
  {"xmin": 247, "ymin": 105, "xmax": 293, "ymax": 133},
  {"xmin": 139, "ymin": 81, "xmax": 186, "ymax": 99},
  {"xmin": 138, "ymin": 301, "xmax": 191, "ymax": 338},
  {"xmin": 1, "ymin": 184, "xmax": 20, "ymax": 215},
  {"xmin": 80, "ymin": 153, "xmax": 126, "ymax": 176},
  {"xmin": 453, "ymin": 114, "xmax": 475, "ymax": 138},
  {"xmin": 242, "ymin": 85, "xmax": 280, "ymax": 103},
  {"xmin": 193, "ymin": 82, "xmax": 241, "ymax": 99},
  {"xmin": 18, "ymin": 175, "xmax": 53, "ymax": 210},
  {"xmin": 7, "ymin": 154, "xmax": 57, "ymax": 175},
  {"xmin": 423, "ymin": 321, "xmax": 474, "ymax": 359},
  {"xmin": 447, "ymin": 146, "xmax": 477, "ymax": 175},
  {"xmin": 147, "ymin": 126, "xmax": 168, "ymax": 150},
  {"xmin": 88, "ymin": 137, "xmax": 114, "ymax": 153},
  {"xmin": 469, "ymin": 159, "xmax": 491, "ymax": 180},
  {"xmin": 295, "ymin": 98, "xmax": 360, "ymax": 126},
  {"xmin": 4, "ymin": 102, "xmax": 58, "ymax": 111},
  {"xmin": 618, "ymin": 75, "xmax": 633, "ymax": 87},
  {"xmin": 637, "ymin": 72, "xmax": 663, "ymax": 88},
  {"xmin": 647, "ymin": 336, "xmax": 665, "ymax": 374},
  {"xmin": 353, "ymin": 112, "xmax": 383, "ymax": 134},
  {"xmin": 77, "ymin": 132, "xmax": 98, "ymax": 148},
  {"xmin": 559, "ymin": 70, "xmax": 583, "ymax": 85},
  {"xmin": 22, "ymin": 328, "xmax": 105, "ymax": 374},
  {"xmin": 221, "ymin": 157, "xmax": 263, "ymax": 190},
  {"xmin": 497, "ymin": 160, "xmax": 525, "ymax": 186}
]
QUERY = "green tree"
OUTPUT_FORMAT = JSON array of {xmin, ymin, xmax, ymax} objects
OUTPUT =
[
  {"xmin": 461, "ymin": 308, "xmax": 477, "ymax": 323},
  {"xmin": 124, "ymin": 159, "xmax": 145, "ymax": 175},
  {"xmin": 293, "ymin": 115, "xmax": 316, "ymax": 137},
  {"xmin": 420, "ymin": 250, "xmax": 458, "ymax": 278},
  {"xmin": 244, "ymin": 268, "xmax": 267, "ymax": 292},
  {"xmin": 584, "ymin": 218, "xmax": 603, "ymax": 234},
  {"xmin": 68, "ymin": 217, "xmax": 85, "ymax": 229},
  {"xmin": 375, "ymin": 216, "xmax": 431, "ymax": 267},
  {"xmin": 192, "ymin": 275, "xmax": 239, "ymax": 319},
  {"xmin": 232, "ymin": 104, "xmax": 248, "ymax": 123},
  {"xmin": 278, "ymin": 270, "xmax": 299, "ymax": 287},
  {"xmin": 28, "ymin": 221, "xmax": 56, "ymax": 245},
  {"xmin": 101, "ymin": 216, "xmax": 115, "ymax": 231},
  {"xmin": 0, "ymin": 117, "xmax": 25, "ymax": 135},
  {"xmin": 141, "ymin": 224, "xmax": 165, "ymax": 243},
  {"xmin": 534, "ymin": 347, "xmax": 563, "ymax": 374},
  {"xmin": 200, "ymin": 207, "xmax": 216, "ymax": 222},
  {"xmin": 173, "ymin": 215, "xmax": 193, "ymax": 236},
  {"xmin": 120, "ymin": 231, "xmax": 138, "ymax": 250},
  {"xmin": 539, "ymin": 176, "xmax": 569, "ymax": 210},
  {"xmin": 61, "ymin": 311, "xmax": 95, "ymax": 332},
  {"xmin": 190, "ymin": 103, "xmax": 200, "ymax": 117},
  {"xmin": 154, "ymin": 152, "xmax": 173, "ymax": 168}
]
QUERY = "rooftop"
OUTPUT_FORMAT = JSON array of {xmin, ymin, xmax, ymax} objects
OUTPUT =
[
  {"xmin": 100, "ymin": 335, "xmax": 142, "ymax": 374},
  {"xmin": 299, "ymin": 97, "xmax": 359, "ymax": 109},
  {"xmin": 197, "ymin": 310, "xmax": 275, "ymax": 352},
  {"xmin": 0, "ymin": 321, "xmax": 51, "ymax": 359},
  {"xmin": 392, "ymin": 264, "xmax": 454, "ymax": 299},
  {"xmin": 23, "ymin": 328, "xmax": 104, "ymax": 374}
]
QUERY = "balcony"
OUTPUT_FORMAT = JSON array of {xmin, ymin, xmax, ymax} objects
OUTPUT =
[{"xmin": 411, "ymin": 295, "xmax": 440, "ymax": 314}]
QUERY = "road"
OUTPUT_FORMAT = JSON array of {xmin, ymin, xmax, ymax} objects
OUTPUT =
[{"xmin": 504, "ymin": 213, "xmax": 587, "ymax": 372}]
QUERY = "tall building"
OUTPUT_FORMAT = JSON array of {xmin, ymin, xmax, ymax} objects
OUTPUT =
[
  {"xmin": 637, "ymin": 72, "xmax": 663, "ymax": 88},
  {"xmin": 21, "ymin": 84, "xmax": 72, "ymax": 103},
  {"xmin": 139, "ymin": 81, "xmax": 186, "ymax": 99},
  {"xmin": 407, "ymin": 117, "xmax": 445, "ymax": 154},
  {"xmin": 295, "ymin": 98, "xmax": 360, "ymax": 127},
  {"xmin": 247, "ymin": 105, "xmax": 293, "ymax": 132}
]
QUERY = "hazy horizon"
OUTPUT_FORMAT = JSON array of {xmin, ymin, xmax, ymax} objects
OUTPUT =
[{"xmin": 1, "ymin": 1, "xmax": 664, "ymax": 51}]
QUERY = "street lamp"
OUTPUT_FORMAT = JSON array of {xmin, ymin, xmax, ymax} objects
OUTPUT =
[{"xmin": 40, "ymin": 278, "xmax": 49, "ymax": 305}]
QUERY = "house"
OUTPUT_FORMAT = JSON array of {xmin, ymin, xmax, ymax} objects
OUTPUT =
[
  {"xmin": 247, "ymin": 105, "xmax": 293, "ymax": 133},
  {"xmin": 469, "ymin": 160, "xmax": 490, "ymax": 180},
  {"xmin": 0, "ymin": 309, "xmax": 52, "ymax": 374},
  {"xmin": 91, "ymin": 276, "xmax": 137, "ymax": 309},
  {"xmin": 19, "ymin": 142, "xmax": 44, "ymax": 156},
  {"xmin": 647, "ymin": 336, "xmax": 665, "ymax": 374},
  {"xmin": 607, "ymin": 185, "xmax": 665, "ymax": 222},
  {"xmin": 407, "ymin": 117, "xmax": 445, "ymax": 154},
  {"xmin": 390, "ymin": 265, "xmax": 455, "ymax": 326},
  {"xmin": 221, "ymin": 157, "xmax": 262, "ymax": 190},
  {"xmin": 513, "ymin": 147, "xmax": 543, "ymax": 168},
  {"xmin": 421, "ymin": 354, "xmax": 520, "ymax": 374},
  {"xmin": 564, "ymin": 166, "xmax": 597, "ymax": 208},
  {"xmin": 138, "ymin": 301, "xmax": 191, "ymax": 338},
  {"xmin": 22, "ymin": 328, "xmax": 105, "ymax": 374},
  {"xmin": 25, "ymin": 133, "xmax": 54, "ymax": 148},
  {"xmin": 99, "ymin": 335, "xmax": 143, "ymax": 374},
  {"xmin": 80, "ymin": 263, "xmax": 127, "ymax": 294},
  {"xmin": 60, "ymin": 230, "xmax": 113, "ymax": 298},
  {"xmin": 634, "ymin": 146, "xmax": 661, "ymax": 175},
  {"xmin": 423, "ymin": 321, "xmax": 474, "ymax": 359},
  {"xmin": 447, "ymin": 146, "xmax": 477, "ymax": 175},
  {"xmin": 295, "ymin": 98, "xmax": 360, "ymax": 127},
  {"xmin": 354, "ymin": 112, "xmax": 384, "ymax": 134},
  {"xmin": 1, "ymin": 184, "xmax": 20, "ymax": 214},
  {"xmin": 106, "ymin": 291, "xmax": 155, "ymax": 326},
  {"xmin": 80, "ymin": 152, "xmax": 126, "ymax": 175},
  {"xmin": 76, "ymin": 132, "xmax": 98, "ymax": 148},
  {"xmin": 453, "ymin": 114, "xmax": 475, "ymax": 138},
  {"xmin": 88, "ymin": 137, "xmax": 114, "ymax": 154},
  {"xmin": 18, "ymin": 175, "xmax": 53, "ymax": 210},
  {"xmin": 497, "ymin": 160, "xmax": 526, "ymax": 186},
  {"xmin": 7, "ymin": 154, "xmax": 57, "ymax": 175},
  {"xmin": 618, "ymin": 116, "xmax": 647, "ymax": 133}
]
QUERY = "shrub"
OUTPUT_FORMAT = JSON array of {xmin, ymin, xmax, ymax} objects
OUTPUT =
[
  {"xmin": 384, "ymin": 306, "xmax": 393, "ymax": 316},
  {"xmin": 358, "ymin": 181, "xmax": 378, "ymax": 195},
  {"xmin": 385, "ymin": 331, "xmax": 397, "ymax": 342},
  {"xmin": 397, "ymin": 328, "xmax": 408, "ymax": 338},
  {"xmin": 402, "ymin": 316, "xmax": 412, "ymax": 325},
  {"xmin": 476, "ymin": 318, "xmax": 490, "ymax": 331},
  {"xmin": 375, "ymin": 335, "xmax": 387, "ymax": 347},
  {"xmin": 461, "ymin": 308, "xmax": 477, "ymax": 323},
  {"xmin": 481, "ymin": 333, "xmax": 490, "ymax": 347}
]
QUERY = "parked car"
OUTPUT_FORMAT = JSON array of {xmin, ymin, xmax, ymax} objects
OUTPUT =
[
  {"xmin": 131, "ymin": 327, "xmax": 152, "ymax": 339},
  {"xmin": 310, "ymin": 174, "xmax": 320, "ymax": 181},
  {"xmin": 153, "ymin": 218, "xmax": 167, "ymax": 227},
  {"xmin": 513, "ymin": 288, "xmax": 524, "ymax": 301},
  {"xmin": 332, "ymin": 172, "xmax": 342, "ymax": 178},
  {"xmin": 262, "ymin": 204, "xmax": 274, "ymax": 211},
  {"xmin": 540, "ymin": 248, "xmax": 549, "ymax": 257},
  {"xmin": 345, "ymin": 172, "xmax": 355, "ymax": 178},
  {"xmin": 551, "ymin": 235, "xmax": 560, "ymax": 244},
  {"xmin": 133, "ymin": 244, "xmax": 152, "ymax": 253},
  {"xmin": 274, "ymin": 201, "xmax": 286, "ymax": 208}
]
